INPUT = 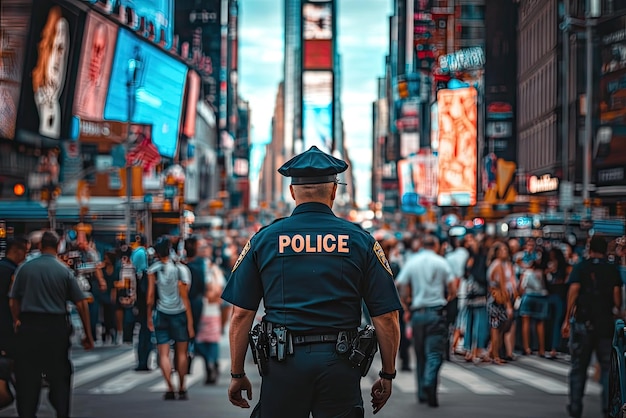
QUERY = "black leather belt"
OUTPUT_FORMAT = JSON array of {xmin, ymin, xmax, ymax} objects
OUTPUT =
[{"xmin": 292, "ymin": 334, "xmax": 339, "ymax": 345}]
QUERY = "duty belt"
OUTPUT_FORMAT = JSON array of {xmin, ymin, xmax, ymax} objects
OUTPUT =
[{"xmin": 292, "ymin": 333, "xmax": 341, "ymax": 345}]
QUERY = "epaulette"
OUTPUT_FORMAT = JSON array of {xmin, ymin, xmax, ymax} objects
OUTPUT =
[{"xmin": 256, "ymin": 217, "xmax": 287, "ymax": 234}]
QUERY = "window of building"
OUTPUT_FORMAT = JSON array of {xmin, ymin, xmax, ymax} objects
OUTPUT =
[{"xmin": 460, "ymin": 5, "xmax": 485, "ymax": 20}]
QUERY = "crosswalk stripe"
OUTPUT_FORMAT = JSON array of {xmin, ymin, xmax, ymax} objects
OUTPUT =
[
  {"xmin": 72, "ymin": 353, "xmax": 103, "ymax": 368},
  {"xmin": 487, "ymin": 363, "xmax": 602, "ymax": 395},
  {"xmin": 89, "ymin": 370, "xmax": 160, "ymax": 394},
  {"xmin": 149, "ymin": 357, "xmax": 205, "ymax": 392},
  {"xmin": 73, "ymin": 351, "xmax": 135, "ymax": 388},
  {"xmin": 362, "ymin": 373, "xmax": 450, "ymax": 394},
  {"xmin": 440, "ymin": 362, "xmax": 513, "ymax": 395},
  {"xmin": 514, "ymin": 357, "xmax": 603, "ymax": 394}
]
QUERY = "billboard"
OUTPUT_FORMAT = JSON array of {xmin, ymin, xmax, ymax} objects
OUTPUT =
[
  {"xmin": 17, "ymin": 0, "xmax": 84, "ymax": 140},
  {"xmin": 104, "ymin": 28, "xmax": 188, "ymax": 158},
  {"xmin": 398, "ymin": 154, "xmax": 437, "ymax": 200},
  {"xmin": 175, "ymin": 0, "xmax": 222, "ymax": 116},
  {"xmin": 302, "ymin": 71, "xmax": 333, "ymax": 153},
  {"xmin": 596, "ymin": 15, "xmax": 626, "ymax": 186},
  {"xmin": 0, "ymin": 0, "xmax": 32, "ymax": 140},
  {"xmin": 302, "ymin": 1, "xmax": 332, "ymax": 70},
  {"xmin": 87, "ymin": 0, "xmax": 174, "ymax": 49},
  {"xmin": 436, "ymin": 87, "xmax": 477, "ymax": 206},
  {"xmin": 73, "ymin": 12, "xmax": 118, "ymax": 121}
]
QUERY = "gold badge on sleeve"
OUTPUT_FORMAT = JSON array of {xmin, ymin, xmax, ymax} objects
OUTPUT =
[
  {"xmin": 373, "ymin": 242, "xmax": 393, "ymax": 276},
  {"xmin": 232, "ymin": 239, "xmax": 251, "ymax": 273}
]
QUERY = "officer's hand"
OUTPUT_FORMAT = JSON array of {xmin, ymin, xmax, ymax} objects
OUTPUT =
[
  {"xmin": 228, "ymin": 376, "xmax": 253, "ymax": 408},
  {"xmin": 561, "ymin": 321, "xmax": 570, "ymax": 339},
  {"xmin": 82, "ymin": 335, "xmax": 95, "ymax": 351},
  {"xmin": 370, "ymin": 378, "xmax": 392, "ymax": 414}
]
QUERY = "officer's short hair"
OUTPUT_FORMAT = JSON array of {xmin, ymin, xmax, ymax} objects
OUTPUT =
[
  {"xmin": 589, "ymin": 236, "xmax": 608, "ymax": 255},
  {"xmin": 40, "ymin": 231, "xmax": 60, "ymax": 251}
]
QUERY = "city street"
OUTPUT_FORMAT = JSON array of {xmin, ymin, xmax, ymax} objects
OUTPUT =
[{"xmin": 0, "ymin": 335, "xmax": 602, "ymax": 418}]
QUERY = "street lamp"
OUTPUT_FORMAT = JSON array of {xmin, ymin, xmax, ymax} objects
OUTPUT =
[{"xmin": 125, "ymin": 46, "xmax": 143, "ymax": 244}]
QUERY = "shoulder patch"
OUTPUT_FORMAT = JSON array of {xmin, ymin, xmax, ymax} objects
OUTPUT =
[
  {"xmin": 373, "ymin": 241, "xmax": 393, "ymax": 276},
  {"xmin": 231, "ymin": 239, "xmax": 252, "ymax": 273}
]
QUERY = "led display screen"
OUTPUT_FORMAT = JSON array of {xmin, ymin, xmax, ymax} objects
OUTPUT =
[
  {"xmin": 73, "ymin": 12, "xmax": 118, "ymax": 120},
  {"xmin": 104, "ymin": 28, "xmax": 187, "ymax": 158},
  {"xmin": 302, "ymin": 1, "xmax": 332, "ymax": 70},
  {"xmin": 302, "ymin": 71, "xmax": 333, "ymax": 154},
  {"xmin": 398, "ymin": 153, "xmax": 437, "ymax": 200},
  {"xmin": 436, "ymin": 87, "xmax": 477, "ymax": 206},
  {"xmin": 17, "ymin": 0, "xmax": 84, "ymax": 140},
  {"xmin": 0, "ymin": 0, "xmax": 32, "ymax": 140}
]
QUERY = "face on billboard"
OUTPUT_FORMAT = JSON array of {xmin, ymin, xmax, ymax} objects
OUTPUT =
[
  {"xmin": 303, "ymin": 2, "xmax": 332, "ymax": 40},
  {"xmin": 104, "ymin": 28, "xmax": 187, "ymax": 158},
  {"xmin": 74, "ymin": 13, "xmax": 118, "ymax": 120},
  {"xmin": 0, "ymin": 0, "xmax": 32, "ymax": 140},
  {"xmin": 302, "ymin": 71, "xmax": 333, "ymax": 153},
  {"xmin": 437, "ymin": 87, "xmax": 477, "ymax": 206},
  {"xmin": 18, "ymin": 0, "xmax": 82, "ymax": 140}
]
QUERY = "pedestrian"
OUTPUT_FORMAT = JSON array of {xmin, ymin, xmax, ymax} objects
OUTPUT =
[
  {"xmin": 0, "ymin": 236, "xmax": 29, "ymax": 357},
  {"xmin": 396, "ymin": 234, "xmax": 457, "ymax": 407},
  {"xmin": 9, "ymin": 230, "xmax": 94, "ymax": 418},
  {"xmin": 562, "ymin": 235, "xmax": 622, "ymax": 418},
  {"xmin": 146, "ymin": 237, "xmax": 194, "ymax": 400},
  {"xmin": 131, "ymin": 235, "xmax": 152, "ymax": 371},
  {"xmin": 222, "ymin": 146, "xmax": 401, "ymax": 417}
]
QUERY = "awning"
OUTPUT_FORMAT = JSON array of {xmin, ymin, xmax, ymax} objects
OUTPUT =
[{"xmin": 0, "ymin": 200, "xmax": 48, "ymax": 220}]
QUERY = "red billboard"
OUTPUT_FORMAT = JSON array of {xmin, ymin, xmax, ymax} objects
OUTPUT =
[
  {"xmin": 73, "ymin": 12, "xmax": 118, "ymax": 121},
  {"xmin": 437, "ymin": 87, "xmax": 477, "ymax": 206},
  {"xmin": 302, "ymin": 1, "xmax": 332, "ymax": 71}
]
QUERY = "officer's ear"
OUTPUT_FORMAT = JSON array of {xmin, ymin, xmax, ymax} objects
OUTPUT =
[
  {"xmin": 289, "ymin": 184, "xmax": 296, "ymax": 201},
  {"xmin": 330, "ymin": 182, "xmax": 337, "ymax": 201}
]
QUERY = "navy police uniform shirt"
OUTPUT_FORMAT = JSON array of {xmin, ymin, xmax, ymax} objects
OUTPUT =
[{"xmin": 221, "ymin": 202, "xmax": 402, "ymax": 334}]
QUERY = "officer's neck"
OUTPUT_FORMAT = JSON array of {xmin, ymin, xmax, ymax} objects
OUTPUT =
[{"xmin": 296, "ymin": 198, "xmax": 333, "ymax": 208}]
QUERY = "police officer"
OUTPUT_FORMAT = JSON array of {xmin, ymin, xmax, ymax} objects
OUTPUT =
[
  {"xmin": 223, "ymin": 146, "xmax": 401, "ymax": 417},
  {"xmin": 9, "ymin": 231, "xmax": 94, "ymax": 418},
  {"xmin": 562, "ymin": 235, "xmax": 622, "ymax": 418}
]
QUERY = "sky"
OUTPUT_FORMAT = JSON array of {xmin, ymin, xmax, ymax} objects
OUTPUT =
[{"xmin": 238, "ymin": 0, "xmax": 392, "ymax": 208}]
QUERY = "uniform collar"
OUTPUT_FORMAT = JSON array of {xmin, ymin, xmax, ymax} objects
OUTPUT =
[{"xmin": 291, "ymin": 202, "xmax": 335, "ymax": 216}]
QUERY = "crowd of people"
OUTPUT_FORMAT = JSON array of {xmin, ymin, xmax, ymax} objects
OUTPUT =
[
  {"xmin": 0, "ymin": 225, "xmax": 248, "ymax": 416},
  {"xmin": 381, "ymin": 226, "xmax": 625, "ymax": 418}
]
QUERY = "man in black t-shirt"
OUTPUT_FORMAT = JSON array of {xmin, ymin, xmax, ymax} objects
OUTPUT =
[
  {"xmin": 0, "ymin": 237, "xmax": 29, "ymax": 357},
  {"xmin": 562, "ymin": 236, "xmax": 622, "ymax": 418}
]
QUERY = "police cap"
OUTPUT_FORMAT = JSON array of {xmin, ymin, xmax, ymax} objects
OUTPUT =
[{"xmin": 278, "ymin": 146, "xmax": 348, "ymax": 185}]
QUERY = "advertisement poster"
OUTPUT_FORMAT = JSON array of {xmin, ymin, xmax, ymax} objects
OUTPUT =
[
  {"xmin": 596, "ymin": 15, "xmax": 626, "ymax": 186},
  {"xmin": 302, "ymin": 71, "xmax": 333, "ymax": 154},
  {"xmin": 436, "ymin": 87, "xmax": 477, "ymax": 206},
  {"xmin": 302, "ymin": 0, "xmax": 332, "ymax": 70},
  {"xmin": 398, "ymin": 154, "xmax": 438, "ymax": 200},
  {"xmin": 175, "ymin": 0, "xmax": 221, "ymax": 114},
  {"xmin": 104, "ymin": 28, "xmax": 188, "ymax": 159},
  {"xmin": 73, "ymin": 12, "xmax": 118, "ymax": 120},
  {"xmin": 17, "ymin": 0, "xmax": 84, "ymax": 140},
  {"xmin": 0, "ymin": 0, "xmax": 32, "ymax": 140}
]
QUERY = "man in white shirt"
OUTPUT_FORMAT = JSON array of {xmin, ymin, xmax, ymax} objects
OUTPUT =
[
  {"xmin": 445, "ymin": 235, "xmax": 470, "ymax": 355},
  {"xmin": 396, "ymin": 235, "xmax": 456, "ymax": 408}
]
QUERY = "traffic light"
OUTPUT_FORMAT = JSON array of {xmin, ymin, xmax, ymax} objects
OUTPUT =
[{"xmin": 397, "ymin": 79, "xmax": 409, "ymax": 99}]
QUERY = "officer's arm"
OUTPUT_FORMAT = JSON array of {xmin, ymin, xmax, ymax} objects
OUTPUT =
[
  {"xmin": 229, "ymin": 306, "xmax": 256, "ymax": 375},
  {"xmin": 371, "ymin": 310, "xmax": 400, "ymax": 375}
]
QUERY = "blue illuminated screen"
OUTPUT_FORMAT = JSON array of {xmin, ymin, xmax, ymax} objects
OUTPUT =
[
  {"xmin": 104, "ymin": 28, "xmax": 187, "ymax": 158},
  {"xmin": 302, "ymin": 71, "xmax": 333, "ymax": 153}
]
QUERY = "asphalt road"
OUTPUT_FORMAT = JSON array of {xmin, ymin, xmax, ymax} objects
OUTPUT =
[{"xmin": 0, "ymin": 338, "xmax": 602, "ymax": 418}]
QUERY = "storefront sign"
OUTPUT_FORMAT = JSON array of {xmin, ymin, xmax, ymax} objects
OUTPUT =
[
  {"xmin": 439, "ymin": 47, "xmax": 485, "ymax": 73},
  {"xmin": 527, "ymin": 174, "xmax": 559, "ymax": 194}
]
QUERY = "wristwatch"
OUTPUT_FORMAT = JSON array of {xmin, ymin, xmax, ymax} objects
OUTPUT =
[
  {"xmin": 231, "ymin": 372, "xmax": 246, "ymax": 378},
  {"xmin": 379, "ymin": 369, "xmax": 397, "ymax": 380}
]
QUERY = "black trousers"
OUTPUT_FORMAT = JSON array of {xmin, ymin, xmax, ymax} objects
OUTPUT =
[
  {"xmin": 15, "ymin": 313, "xmax": 72, "ymax": 418},
  {"xmin": 253, "ymin": 342, "xmax": 363, "ymax": 418}
]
